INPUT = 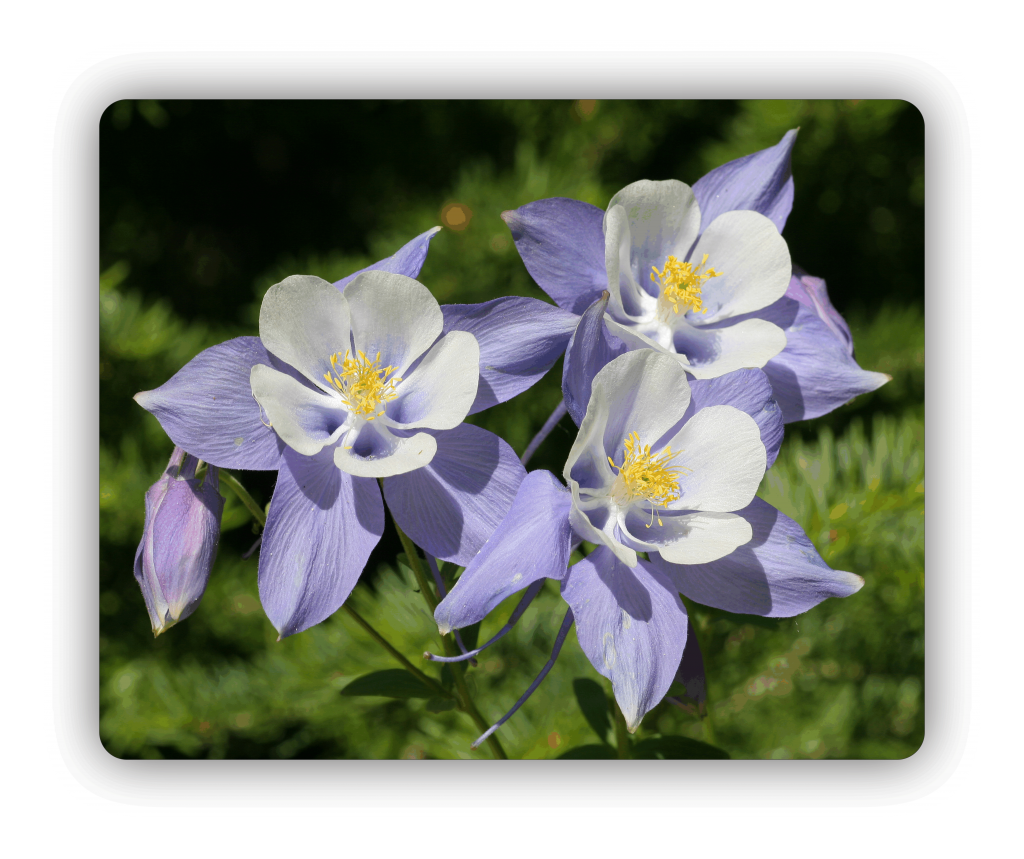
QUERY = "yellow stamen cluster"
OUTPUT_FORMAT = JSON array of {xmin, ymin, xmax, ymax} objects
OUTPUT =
[
  {"xmin": 608, "ymin": 432, "xmax": 688, "ymax": 527},
  {"xmin": 650, "ymin": 253, "xmax": 721, "ymax": 316},
  {"xmin": 323, "ymin": 349, "xmax": 401, "ymax": 420}
]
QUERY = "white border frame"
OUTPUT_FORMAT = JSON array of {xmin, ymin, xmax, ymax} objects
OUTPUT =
[{"xmin": 46, "ymin": 41, "xmax": 974, "ymax": 819}]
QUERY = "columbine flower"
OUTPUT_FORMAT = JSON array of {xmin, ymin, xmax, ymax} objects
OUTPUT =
[
  {"xmin": 503, "ymin": 130, "xmax": 888, "ymax": 421},
  {"xmin": 134, "ymin": 229, "xmax": 575, "ymax": 638},
  {"xmin": 434, "ymin": 350, "xmax": 863, "ymax": 732},
  {"xmin": 564, "ymin": 350, "xmax": 765, "ymax": 568},
  {"xmin": 134, "ymin": 447, "xmax": 223, "ymax": 636}
]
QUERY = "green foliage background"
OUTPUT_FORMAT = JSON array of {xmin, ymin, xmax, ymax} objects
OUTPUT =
[{"xmin": 100, "ymin": 99, "xmax": 924, "ymax": 760}]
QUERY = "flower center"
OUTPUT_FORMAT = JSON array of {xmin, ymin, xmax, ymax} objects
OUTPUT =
[
  {"xmin": 607, "ymin": 432, "xmax": 688, "ymax": 527},
  {"xmin": 323, "ymin": 349, "xmax": 401, "ymax": 420},
  {"xmin": 651, "ymin": 253, "xmax": 722, "ymax": 318}
]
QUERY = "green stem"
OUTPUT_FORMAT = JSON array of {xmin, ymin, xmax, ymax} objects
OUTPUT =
[
  {"xmin": 702, "ymin": 706, "xmax": 718, "ymax": 747},
  {"xmin": 613, "ymin": 696, "xmax": 630, "ymax": 759},
  {"xmin": 341, "ymin": 604, "xmax": 452, "ymax": 700},
  {"xmin": 387, "ymin": 507, "xmax": 507, "ymax": 759},
  {"xmin": 443, "ymin": 634, "xmax": 508, "ymax": 760},
  {"xmin": 221, "ymin": 471, "xmax": 267, "ymax": 527},
  {"xmin": 392, "ymin": 519, "xmax": 439, "ymax": 612}
]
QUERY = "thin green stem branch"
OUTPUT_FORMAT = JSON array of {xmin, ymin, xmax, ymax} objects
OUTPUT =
[
  {"xmin": 220, "ymin": 471, "xmax": 267, "ymax": 527},
  {"xmin": 341, "ymin": 604, "xmax": 452, "ymax": 700},
  {"xmin": 441, "ymin": 633, "xmax": 508, "ymax": 760},
  {"xmin": 392, "ymin": 520, "xmax": 439, "ymax": 612},
  {"xmin": 386, "ymin": 504, "xmax": 507, "ymax": 759}
]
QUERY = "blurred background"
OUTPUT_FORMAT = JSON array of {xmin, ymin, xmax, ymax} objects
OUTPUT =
[{"xmin": 100, "ymin": 99, "xmax": 924, "ymax": 759}]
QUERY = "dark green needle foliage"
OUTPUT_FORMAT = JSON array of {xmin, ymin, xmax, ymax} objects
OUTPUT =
[{"xmin": 100, "ymin": 99, "xmax": 924, "ymax": 759}]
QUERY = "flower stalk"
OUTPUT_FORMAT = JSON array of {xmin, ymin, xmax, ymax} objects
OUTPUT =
[
  {"xmin": 220, "ymin": 471, "xmax": 267, "ymax": 527},
  {"xmin": 393, "ymin": 517, "xmax": 440, "ymax": 612},
  {"xmin": 340, "ymin": 604, "xmax": 451, "ymax": 700},
  {"xmin": 393, "ymin": 514, "xmax": 507, "ymax": 759}
]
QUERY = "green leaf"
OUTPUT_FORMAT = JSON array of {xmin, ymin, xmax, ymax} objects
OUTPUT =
[
  {"xmin": 339, "ymin": 669, "xmax": 435, "ymax": 700},
  {"xmin": 557, "ymin": 744, "xmax": 617, "ymax": 760},
  {"xmin": 425, "ymin": 697, "xmax": 456, "ymax": 713},
  {"xmin": 631, "ymin": 736, "xmax": 730, "ymax": 760},
  {"xmin": 572, "ymin": 678, "xmax": 613, "ymax": 746}
]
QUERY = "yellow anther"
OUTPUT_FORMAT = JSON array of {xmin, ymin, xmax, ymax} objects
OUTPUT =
[
  {"xmin": 650, "ymin": 253, "xmax": 721, "ymax": 316},
  {"xmin": 608, "ymin": 432, "xmax": 690, "ymax": 527},
  {"xmin": 323, "ymin": 349, "xmax": 401, "ymax": 420}
]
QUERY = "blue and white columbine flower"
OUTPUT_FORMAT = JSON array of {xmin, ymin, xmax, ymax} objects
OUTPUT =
[
  {"xmin": 503, "ymin": 130, "xmax": 888, "ymax": 422},
  {"xmin": 434, "ymin": 350, "xmax": 863, "ymax": 732},
  {"xmin": 564, "ymin": 350, "xmax": 765, "ymax": 568},
  {"xmin": 135, "ymin": 229, "xmax": 576, "ymax": 638}
]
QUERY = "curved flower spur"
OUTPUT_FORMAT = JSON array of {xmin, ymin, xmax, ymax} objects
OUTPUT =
[
  {"xmin": 134, "ymin": 229, "xmax": 577, "ymax": 639},
  {"xmin": 503, "ymin": 130, "xmax": 889, "ymax": 425},
  {"xmin": 433, "ymin": 350, "xmax": 864, "ymax": 738}
]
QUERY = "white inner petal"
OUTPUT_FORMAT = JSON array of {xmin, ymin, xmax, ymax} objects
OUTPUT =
[
  {"xmin": 664, "ymin": 405, "xmax": 766, "ymax": 512},
  {"xmin": 685, "ymin": 210, "xmax": 791, "ymax": 323},
  {"xmin": 334, "ymin": 422, "xmax": 438, "ymax": 478},
  {"xmin": 258, "ymin": 275, "xmax": 353, "ymax": 392},
  {"xmin": 345, "ymin": 270, "xmax": 445, "ymax": 376},
  {"xmin": 383, "ymin": 330, "xmax": 479, "ymax": 430}
]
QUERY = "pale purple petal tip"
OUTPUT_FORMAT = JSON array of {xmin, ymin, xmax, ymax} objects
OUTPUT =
[
  {"xmin": 259, "ymin": 449, "xmax": 384, "ymax": 638},
  {"xmin": 650, "ymin": 497, "xmax": 864, "ymax": 617},
  {"xmin": 503, "ymin": 198, "xmax": 608, "ymax": 314},
  {"xmin": 425, "ymin": 555, "xmax": 475, "ymax": 662},
  {"xmin": 426, "ymin": 580, "xmax": 544, "ymax": 663},
  {"xmin": 692, "ymin": 129, "xmax": 798, "ymax": 235},
  {"xmin": 332, "ymin": 226, "xmax": 442, "ymax": 292},
  {"xmin": 134, "ymin": 336, "xmax": 288, "ymax": 471},
  {"xmin": 759, "ymin": 290, "xmax": 889, "ymax": 422},
  {"xmin": 562, "ymin": 547, "xmax": 689, "ymax": 732},
  {"xmin": 433, "ymin": 469, "xmax": 573, "ymax": 633}
]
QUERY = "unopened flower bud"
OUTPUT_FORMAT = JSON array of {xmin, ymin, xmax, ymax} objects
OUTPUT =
[
  {"xmin": 786, "ymin": 266, "xmax": 855, "ymax": 357},
  {"xmin": 133, "ymin": 447, "xmax": 224, "ymax": 636}
]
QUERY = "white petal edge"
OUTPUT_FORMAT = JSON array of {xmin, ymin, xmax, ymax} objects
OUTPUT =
[
  {"xmin": 345, "ymin": 270, "xmax": 444, "ymax": 376},
  {"xmin": 603, "ymin": 205, "xmax": 653, "ymax": 322},
  {"xmin": 384, "ymin": 330, "xmax": 480, "ymax": 431},
  {"xmin": 586, "ymin": 349, "xmax": 693, "ymax": 463},
  {"xmin": 606, "ymin": 179, "xmax": 702, "ymax": 285},
  {"xmin": 258, "ymin": 275, "xmax": 352, "ymax": 391},
  {"xmin": 689, "ymin": 210, "xmax": 791, "ymax": 322},
  {"xmin": 666, "ymin": 405, "xmax": 766, "ymax": 512},
  {"xmin": 333, "ymin": 428, "xmax": 438, "ymax": 478},
  {"xmin": 250, "ymin": 364, "xmax": 347, "ymax": 456},
  {"xmin": 672, "ymin": 317, "xmax": 787, "ymax": 380},
  {"xmin": 653, "ymin": 512, "xmax": 754, "ymax": 565}
]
